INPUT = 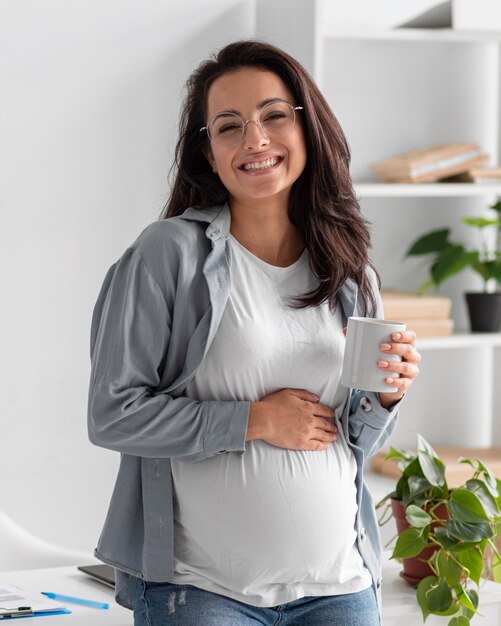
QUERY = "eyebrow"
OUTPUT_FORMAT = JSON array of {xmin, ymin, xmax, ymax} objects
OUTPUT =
[{"xmin": 212, "ymin": 98, "xmax": 287, "ymax": 119}]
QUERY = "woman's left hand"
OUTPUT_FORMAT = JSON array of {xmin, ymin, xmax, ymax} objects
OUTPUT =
[{"xmin": 377, "ymin": 330, "xmax": 420, "ymax": 409}]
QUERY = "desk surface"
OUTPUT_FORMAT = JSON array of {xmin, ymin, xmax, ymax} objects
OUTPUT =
[
  {"xmin": 3, "ymin": 561, "xmax": 501, "ymax": 625},
  {"xmin": 0, "ymin": 566, "xmax": 132, "ymax": 625}
]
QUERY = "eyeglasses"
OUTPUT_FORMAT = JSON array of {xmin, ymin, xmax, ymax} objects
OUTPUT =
[{"xmin": 200, "ymin": 99, "xmax": 303, "ymax": 149}]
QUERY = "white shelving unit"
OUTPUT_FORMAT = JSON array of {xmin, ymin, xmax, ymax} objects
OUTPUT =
[
  {"xmin": 256, "ymin": 0, "xmax": 501, "ymax": 450},
  {"xmin": 327, "ymin": 28, "xmax": 501, "ymax": 43},
  {"xmin": 355, "ymin": 183, "xmax": 501, "ymax": 198}
]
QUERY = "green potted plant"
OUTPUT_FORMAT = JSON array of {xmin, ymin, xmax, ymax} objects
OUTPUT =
[
  {"xmin": 406, "ymin": 200, "xmax": 501, "ymax": 332},
  {"xmin": 377, "ymin": 435, "xmax": 501, "ymax": 625}
]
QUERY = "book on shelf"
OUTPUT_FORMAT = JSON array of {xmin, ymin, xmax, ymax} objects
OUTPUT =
[
  {"xmin": 381, "ymin": 291, "xmax": 454, "ymax": 337},
  {"xmin": 371, "ymin": 143, "xmax": 489, "ymax": 183},
  {"xmin": 402, "ymin": 318, "xmax": 454, "ymax": 337},
  {"xmin": 381, "ymin": 291, "xmax": 451, "ymax": 320},
  {"xmin": 445, "ymin": 166, "xmax": 501, "ymax": 184}
]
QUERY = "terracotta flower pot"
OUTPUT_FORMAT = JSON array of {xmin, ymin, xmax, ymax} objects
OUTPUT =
[{"xmin": 391, "ymin": 499, "xmax": 448, "ymax": 586}]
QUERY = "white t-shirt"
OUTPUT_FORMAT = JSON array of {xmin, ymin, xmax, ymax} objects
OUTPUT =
[{"xmin": 170, "ymin": 235, "xmax": 371, "ymax": 606}]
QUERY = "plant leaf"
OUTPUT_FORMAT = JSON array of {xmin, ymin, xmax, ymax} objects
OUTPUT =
[
  {"xmin": 435, "ymin": 526, "xmax": 459, "ymax": 549},
  {"xmin": 416, "ymin": 576, "xmax": 437, "ymax": 621},
  {"xmin": 445, "ymin": 519, "xmax": 493, "ymax": 542},
  {"xmin": 449, "ymin": 489, "xmax": 489, "ymax": 522},
  {"xmin": 417, "ymin": 434, "xmax": 443, "ymax": 459},
  {"xmin": 403, "ymin": 457, "xmax": 425, "ymax": 478},
  {"xmin": 455, "ymin": 547, "xmax": 484, "ymax": 586},
  {"xmin": 450, "ymin": 541, "xmax": 484, "ymax": 554},
  {"xmin": 406, "ymin": 229, "xmax": 450, "ymax": 256},
  {"xmin": 448, "ymin": 616, "xmax": 470, "ymax": 626},
  {"xmin": 462, "ymin": 216, "xmax": 500, "ymax": 229},
  {"xmin": 408, "ymin": 476, "xmax": 433, "ymax": 501},
  {"xmin": 418, "ymin": 450, "xmax": 446, "ymax": 487},
  {"xmin": 465, "ymin": 479, "xmax": 500, "ymax": 517},
  {"xmin": 392, "ymin": 528, "xmax": 426, "ymax": 558},
  {"xmin": 482, "ymin": 260, "xmax": 501, "ymax": 282},
  {"xmin": 436, "ymin": 549, "xmax": 462, "ymax": 587},
  {"xmin": 431, "ymin": 246, "xmax": 476, "ymax": 285},
  {"xmin": 457, "ymin": 588, "xmax": 478, "ymax": 613},
  {"xmin": 456, "ymin": 587, "xmax": 478, "ymax": 620},
  {"xmin": 417, "ymin": 278, "xmax": 437, "ymax": 294},
  {"xmin": 427, "ymin": 576, "xmax": 453, "ymax": 612},
  {"xmin": 406, "ymin": 504, "xmax": 432, "ymax": 528},
  {"xmin": 476, "ymin": 459, "xmax": 499, "ymax": 497},
  {"xmin": 385, "ymin": 446, "xmax": 413, "ymax": 462}
]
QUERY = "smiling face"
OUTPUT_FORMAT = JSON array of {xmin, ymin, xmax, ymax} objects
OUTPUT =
[{"xmin": 205, "ymin": 67, "xmax": 307, "ymax": 212}]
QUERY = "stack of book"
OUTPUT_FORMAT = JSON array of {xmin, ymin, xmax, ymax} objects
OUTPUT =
[
  {"xmin": 446, "ymin": 166, "xmax": 501, "ymax": 184},
  {"xmin": 381, "ymin": 291, "xmax": 454, "ymax": 337},
  {"xmin": 371, "ymin": 143, "xmax": 489, "ymax": 183}
]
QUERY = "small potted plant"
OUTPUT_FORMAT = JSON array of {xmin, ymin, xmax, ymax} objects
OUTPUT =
[
  {"xmin": 377, "ymin": 435, "xmax": 501, "ymax": 625},
  {"xmin": 406, "ymin": 200, "xmax": 501, "ymax": 332}
]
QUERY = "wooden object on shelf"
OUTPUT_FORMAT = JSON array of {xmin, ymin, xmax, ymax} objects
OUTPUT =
[
  {"xmin": 381, "ymin": 291, "xmax": 452, "ymax": 320},
  {"xmin": 381, "ymin": 291, "xmax": 454, "ymax": 337},
  {"xmin": 404, "ymin": 318, "xmax": 454, "ymax": 337},
  {"xmin": 371, "ymin": 143, "xmax": 489, "ymax": 183},
  {"xmin": 372, "ymin": 447, "xmax": 501, "ymax": 487},
  {"xmin": 445, "ymin": 166, "xmax": 501, "ymax": 184}
]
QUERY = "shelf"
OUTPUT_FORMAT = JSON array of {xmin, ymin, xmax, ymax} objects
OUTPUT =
[
  {"xmin": 354, "ymin": 183, "xmax": 501, "ymax": 198},
  {"xmin": 326, "ymin": 28, "xmax": 501, "ymax": 43},
  {"xmin": 418, "ymin": 332, "xmax": 501, "ymax": 350}
]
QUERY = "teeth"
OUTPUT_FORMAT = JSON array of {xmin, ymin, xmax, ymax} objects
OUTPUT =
[{"xmin": 242, "ymin": 157, "xmax": 280, "ymax": 171}]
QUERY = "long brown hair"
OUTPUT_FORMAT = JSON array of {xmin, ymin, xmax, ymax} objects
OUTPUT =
[{"xmin": 161, "ymin": 40, "xmax": 379, "ymax": 314}]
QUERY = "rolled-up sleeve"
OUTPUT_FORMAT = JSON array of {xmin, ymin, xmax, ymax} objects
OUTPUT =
[
  {"xmin": 347, "ymin": 266, "xmax": 403, "ymax": 458},
  {"xmin": 88, "ymin": 248, "xmax": 249, "ymax": 459}
]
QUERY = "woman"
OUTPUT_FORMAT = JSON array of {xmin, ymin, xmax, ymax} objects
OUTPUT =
[{"xmin": 88, "ymin": 40, "xmax": 420, "ymax": 625}]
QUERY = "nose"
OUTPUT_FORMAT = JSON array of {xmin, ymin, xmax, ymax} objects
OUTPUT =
[{"xmin": 242, "ymin": 119, "xmax": 270, "ymax": 150}]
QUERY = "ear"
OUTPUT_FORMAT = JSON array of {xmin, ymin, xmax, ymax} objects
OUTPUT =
[{"xmin": 204, "ymin": 147, "xmax": 218, "ymax": 174}]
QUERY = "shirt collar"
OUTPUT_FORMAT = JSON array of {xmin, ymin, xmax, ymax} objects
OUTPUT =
[
  {"xmin": 178, "ymin": 202, "xmax": 359, "ymax": 316},
  {"xmin": 179, "ymin": 203, "xmax": 230, "ymax": 241}
]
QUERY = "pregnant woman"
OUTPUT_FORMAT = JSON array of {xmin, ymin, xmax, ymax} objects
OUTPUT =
[{"xmin": 88, "ymin": 40, "xmax": 420, "ymax": 626}]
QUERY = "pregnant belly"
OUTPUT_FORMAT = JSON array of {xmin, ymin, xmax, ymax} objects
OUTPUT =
[{"xmin": 170, "ymin": 439, "xmax": 360, "ymax": 585}]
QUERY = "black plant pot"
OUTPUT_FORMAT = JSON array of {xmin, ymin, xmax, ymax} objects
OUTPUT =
[{"xmin": 465, "ymin": 292, "xmax": 501, "ymax": 333}]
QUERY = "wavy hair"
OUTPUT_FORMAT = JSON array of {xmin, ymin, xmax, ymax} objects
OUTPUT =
[{"xmin": 161, "ymin": 40, "xmax": 379, "ymax": 314}]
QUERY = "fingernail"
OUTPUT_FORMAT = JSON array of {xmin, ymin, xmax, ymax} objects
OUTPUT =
[
  {"xmin": 392, "ymin": 333, "xmax": 401, "ymax": 340},
  {"xmin": 385, "ymin": 377, "xmax": 394, "ymax": 384},
  {"xmin": 378, "ymin": 360, "xmax": 389, "ymax": 368},
  {"xmin": 380, "ymin": 343, "xmax": 391, "ymax": 351}
]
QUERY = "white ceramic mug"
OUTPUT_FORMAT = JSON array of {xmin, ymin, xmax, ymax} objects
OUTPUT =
[{"xmin": 340, "ymin": 317, "xmax": 406, "ymax": 392}]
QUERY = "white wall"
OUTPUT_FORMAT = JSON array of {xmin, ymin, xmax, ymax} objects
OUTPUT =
[
  {"xmin": 2, "ymin": 0, "xmax": 500, "ymax": 558},
  {"xmin": 0, "ymin": 0, "xmax": 254, "ymax": 554}
]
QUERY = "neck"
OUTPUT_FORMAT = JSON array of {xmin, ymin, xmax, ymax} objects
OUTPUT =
[{"xmin": 229, "ymin": 197, "xmax": 304, "ymax": 267}]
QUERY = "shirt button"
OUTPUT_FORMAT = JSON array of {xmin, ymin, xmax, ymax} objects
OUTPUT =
[
  {"xmin": 360, "ymin": 397, "xmax": 372, "ymax": 412},
  {"xmin": 376, "ymin": 577, "xmax": 382, "ymax": 589},
  {"xmin": 360, "ymin": 528, "xmax": 367, "ymax": 542}
]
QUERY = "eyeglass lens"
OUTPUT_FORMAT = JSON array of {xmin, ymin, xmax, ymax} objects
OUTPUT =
[{"xmin": 207, "ymin": 101, "xmax": 296, "ymax": 148}]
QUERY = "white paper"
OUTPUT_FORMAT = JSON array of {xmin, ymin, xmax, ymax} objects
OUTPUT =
[{"xmin": 0, "ymin": 582, "xmax": 66, "ymax": 615}]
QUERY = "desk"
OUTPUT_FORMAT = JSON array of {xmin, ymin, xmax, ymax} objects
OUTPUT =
[
  {"xmin": 3, "ymin": 561, "xmax": 501, "ymax": 625},
  {"xmin": 0, "ymin": 566, "xmax": 132, "ymax": 625}
]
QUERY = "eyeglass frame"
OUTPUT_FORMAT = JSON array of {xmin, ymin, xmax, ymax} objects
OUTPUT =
[{"xmin": 199, "ymin": 98, "xmax": 304, "ymax": 148}]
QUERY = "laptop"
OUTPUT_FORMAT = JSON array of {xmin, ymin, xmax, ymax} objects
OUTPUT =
[{"xmin": 77, "ymin": 564, "xmax": 115, "ymax": 588}]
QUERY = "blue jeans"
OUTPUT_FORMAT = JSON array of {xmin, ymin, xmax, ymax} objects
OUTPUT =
[{"xmin": 133, "ymin": 580, "xmax": 379, "ymax": 625}]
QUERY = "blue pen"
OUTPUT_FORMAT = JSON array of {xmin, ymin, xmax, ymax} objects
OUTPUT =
[{"xmin": 41, "ymin": 592, "xmax": 109, "ymax": 610}]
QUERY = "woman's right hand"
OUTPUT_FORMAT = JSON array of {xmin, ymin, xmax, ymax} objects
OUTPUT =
[{"xmin": 246, "ymin": 388, "xmax": 337, "ymax": 451}]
